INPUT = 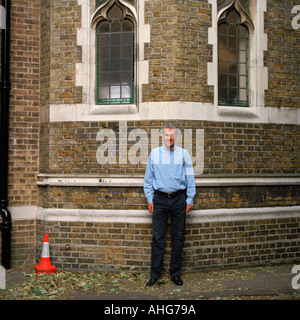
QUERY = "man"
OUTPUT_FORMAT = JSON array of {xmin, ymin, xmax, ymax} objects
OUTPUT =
[{"xmin": 144, "ymin": 123, "xmax": 196, "ymax": 286}]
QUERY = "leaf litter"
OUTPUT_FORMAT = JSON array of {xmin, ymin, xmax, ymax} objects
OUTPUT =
[
  {"xmin": 0, "ymin": 269, "xmax": 150, "ymax": 300},
  {"xmin": 1, "ymin": 266, "xmax": 300, "ymax": 300}
]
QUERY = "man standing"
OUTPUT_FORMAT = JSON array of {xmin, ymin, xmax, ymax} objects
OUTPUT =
[{"xmin": 144, "ymin": 123, "xmax": 196, "ymax": 286}]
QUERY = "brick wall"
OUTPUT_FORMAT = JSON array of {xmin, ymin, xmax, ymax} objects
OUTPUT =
[
  {"xmin": 143, "ymin": 0, "xmax": 213, "ymax": 103},
  {"xmin": 39, "ymin": 120, "xmax": 300, "ymax": 177},
  {"xmin": 0, "ymin": 219, "xmax": 36, "ymax": 267},
  {"xmin": 9, "ymin": 0, "xmax": 40, "ymax": 207},
  {"xmin": 36, "ymin": 217, "xmax": 300, "ymax": 272},
  {"xmin": 37, "ymin": 118, "xmax": 300, "ymax": 271},
  {"xmin": 3, "ymin": 0, "xmax": 299, "ymax": 270},
  {"xmin": 40, "ymin": 0, "xmax": 82, "ymax": 107},
  {"xmin": 265, "ymin": 0, "xmax": 300, "ymax": 109},
  {"xmin": 0, "ymin": 0, "xmax": 40, "ymax": 267}
]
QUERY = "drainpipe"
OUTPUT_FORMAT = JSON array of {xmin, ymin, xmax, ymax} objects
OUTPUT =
[{"xmin": 0, "ymin": 0, "xmax": 12, "ymax": 269}]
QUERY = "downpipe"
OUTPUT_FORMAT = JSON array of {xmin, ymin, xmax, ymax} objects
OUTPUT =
[
  {"xmin": 0, "ymin": 203, "xmax": 12, "ymax": 269},
  {"xmin": 0, "ymin": 0, "xmax": 12, "ymax": 269}
]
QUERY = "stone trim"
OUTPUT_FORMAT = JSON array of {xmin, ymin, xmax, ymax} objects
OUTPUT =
[
  {"xmin": 37, "ymin": 173, "xmax": 300, "ymax": 187},
  {"xmin": 36, "ymin": 206, "xmax": 300, "ymax": 224}
]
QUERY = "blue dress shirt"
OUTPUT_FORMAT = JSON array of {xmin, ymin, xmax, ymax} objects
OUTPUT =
[{"xmin": 144, "ymin": 145, "xmax": 196, "ymax": 206}]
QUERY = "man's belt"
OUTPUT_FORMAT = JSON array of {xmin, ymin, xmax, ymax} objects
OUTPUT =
[{"xmin": 154, "ymin": 189, "xmax": 186, "ymax": 199}]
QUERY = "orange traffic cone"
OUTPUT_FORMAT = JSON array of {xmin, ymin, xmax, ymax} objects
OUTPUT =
[{"xmin": 34, "ymin": 234, "xmax": 57, "ymax": 274}]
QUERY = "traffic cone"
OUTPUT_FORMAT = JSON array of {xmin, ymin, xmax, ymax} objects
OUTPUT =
[{"xmin": 34, "ymin": 234, "xmax": 57, "ymax": 274}]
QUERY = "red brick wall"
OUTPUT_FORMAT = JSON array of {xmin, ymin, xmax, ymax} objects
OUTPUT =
[
  {"xmin": 9, "ymin": 0, "xmax": 40, "ymax": 207},
  {"xmin": 0, "ymin": 0, "xmax": 40, "ymax": 267}
]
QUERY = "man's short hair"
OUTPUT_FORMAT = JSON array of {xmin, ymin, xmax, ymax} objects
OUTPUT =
[{"xmin": 163, "ymin": 123, "xmax": 177, "ymax": 135}]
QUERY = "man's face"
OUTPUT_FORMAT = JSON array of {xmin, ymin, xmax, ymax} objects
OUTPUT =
[{"xmin": 163, "ymin": 128, "xmax": 176, "ymax": 149}]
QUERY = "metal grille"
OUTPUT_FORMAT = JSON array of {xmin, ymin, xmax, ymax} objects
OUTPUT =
[
  {"xmin": 218, "ymin": 7, "xmax": 249, "ymax": 107},
  {"xmin": 96, "ymin": 4, "xmax": 134, "ymax": 105}
]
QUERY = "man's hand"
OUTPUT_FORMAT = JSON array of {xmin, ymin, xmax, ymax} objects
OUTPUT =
[
  {"xmin": 186, "ymin": 204, "xmax": 192, "ymax": 213},
  {"xmin": 148, "ymin": 203, "xmax": 154, "ymax": 213}
]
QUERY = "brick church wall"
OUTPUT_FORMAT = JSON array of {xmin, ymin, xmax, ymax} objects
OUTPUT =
[{"xmin": 1, "ymin": 0, "xmax": 299, "ymax": 270}]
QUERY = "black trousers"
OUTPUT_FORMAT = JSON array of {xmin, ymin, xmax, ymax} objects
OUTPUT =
[{"xmin": 150, "ymin": 191, "xmax": 186, "ymax": 278}]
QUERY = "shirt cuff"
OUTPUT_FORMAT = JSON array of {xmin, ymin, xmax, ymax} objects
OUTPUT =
[
  {"xmin": 147, "ymin": 196, "xmax": 153, "ymax": 204},
  {"xmin": 186, "ymin": 197, "xmax": 193, "ymax": 206}
]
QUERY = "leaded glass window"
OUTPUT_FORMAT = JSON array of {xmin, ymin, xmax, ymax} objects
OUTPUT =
[
  {"xmin": 218, "ymin": 7, "xmax": 249, "ymax": 107},
  {"xmin": 96, "ymin": 4, "xmax": 135, "ymax": 105}
]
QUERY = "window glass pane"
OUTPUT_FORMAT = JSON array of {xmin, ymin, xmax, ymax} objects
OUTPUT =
[
  {"xmin": 228, "ymin": 50, "xmax": 237, "ymax": 62},
  {"xmin": 240, "ymin": 89, "xmax": 247, "ymax": 100},
  {"xmin": 111, "ymin": 60, "xmax": 120, "ymax": 72},
  {"xmin": 99, "ymin": 61, "xmax": 109, "ymax": 72},
  {"xmin": 218, "ymin": 74, "xmax": 227, "ymax": 87},
  {"xmin": 239, "ymin": 26, "xmax": 248, "ymax": 38},
  {"xmin": 219, "ymin": 49, "xmax": 227, "ymax": 62},
  {"xmin": 122, "ymin": 72, "xmax": 132, "ymax": 84},
  {"xmin": 218, "ymin": 7, "xmax": 249, "ymax": 107},
  {"xmin": 99, "ymin": 86, "xmax": 109, "ymax": 99},
  {"xmin": 228, "ymin": 25, "xmax": 237, "ymax": 36},
  {"xmin": 230, "ymin": 62, "xmax": 238, "ymax": 74},
  {"xmin": 219, "ymin": 35, "xmax": 227, "ymax": 48},
  {"xmin": 219, "ymin": 87, "xmax": 227, "ymax": 100},
  {"xmin": 240, "ymin": 76, "xmax": 247, "ymax": 88},
  {"xmin": 229, "ymin": 88, "xmax": 237, "ymax": 100},
  {"xmin": 111, "ymin": 73, "xmax": 121, "ymax": 85},
  {"xmin": 96, "ymin": 4, "xmax": 135, "ymax": 105},
  {"xmin": 229, "ymin": 76, "xmax": 237, "ymax": 87},
  {"xmin": 99, "ymin": 33, "xmax": 109, "ymax": 45},
  {"xmin": 99, "ymin": 47, "xmax": 110, "ymax": 60},
  {"xmin": 110, "ymin": 86, "xmax": 121, "ymax": 99},
  {"xmin": 122, "ymin": 20, "xmax": 133, "ymax": 32},
  {"xmin": 123, "ymin": 46, "xmax": 132, "ymax": 59},
  {"xmin": 122, "ymin": 59, "xmax": 132, "ymax": 71},
  {"xmin": 122, "ymin": 33, "xmax": 133, "ymax": 46},
  {"xmin": 111, "ymin": 34, "xmax": 120, "ymax": 45},
  {"xmin": 99, "ymin": 73, "xmax": 109, "ymax": 86},
  {"xmin": 111, "ymin": 20, "xmax": 121, "ymax": 32},
  {"xmin": 111, "ymin": 47, "xmax": 121, "ymax": 59},
  {"xmin": 121, "ymin": 85, "xmax": 132, "ymax": 99},
  {"xmin": 240, "ymin": 38, "xmax": 247, "ymax": 51},
  {"xmin": 239, "ymin": 51, "xmax": 246, "ymax": 63},
  {"xmin": 239, "ymin": 63, "xmax": 246, "ymax": 75},
  {"xmin": 228, "ymin": 37, "xmax": 236, "ymax": 49},
  {"xmin": 219, "ymin": 61, "xmax": 227, "ymax": 74},
  {"xmin": 99, "ymin": 22, "xmax": 109, "ymax": 33},
  {"xmin": 219, "ymin": 24, "xmax": 227, "ymax": 35}
]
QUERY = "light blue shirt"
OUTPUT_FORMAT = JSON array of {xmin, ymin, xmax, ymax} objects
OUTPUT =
[{"xmin": 144, "ymin": 145, "xmax": 196, "ymax": 206}]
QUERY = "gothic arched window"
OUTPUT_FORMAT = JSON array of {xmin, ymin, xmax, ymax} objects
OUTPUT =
[
  {"xmin": 218, "ymin": 1, "xmax": 253, "ymax": 107},
  {"xmin": 95, "ymin": 2, "xmax": 135, "ymax": 105}
]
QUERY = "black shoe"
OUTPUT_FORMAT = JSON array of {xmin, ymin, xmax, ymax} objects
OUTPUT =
[
  {"xmin": 171, "ymin": 275, "xmax": 183, "ymax": 286},
  {"xmin": 146, "ymin": 277, "xmax": 158, "ymax": 287}
]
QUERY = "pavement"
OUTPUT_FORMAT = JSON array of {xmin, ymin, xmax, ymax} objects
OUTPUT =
[{"xmin": 1, "ymin": 263, "xmax": 300, "ymax": 301}]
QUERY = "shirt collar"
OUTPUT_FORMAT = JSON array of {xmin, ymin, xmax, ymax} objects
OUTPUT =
[{"xmin": 162, "ymin": 145, "xmax": 177, "ymax": 152}]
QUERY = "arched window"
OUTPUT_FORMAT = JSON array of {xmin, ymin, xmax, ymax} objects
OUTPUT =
[
  {"xmin": 95, "ymin": 2, "xmax": 135, "ymax": 105},
  {"xmin": 218, "ymin": 0, "xmax": 253, "ymax": 107}
]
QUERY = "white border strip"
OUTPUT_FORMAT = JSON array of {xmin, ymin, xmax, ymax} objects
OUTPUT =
[
  {"xmin": 8, "ymin": 206, "xmax": 38, "ymax": 221},
  {"xmin": 36, "ymin": 206, "xmax": 300, "ymax": 224},
  {"xmin": 37, "ymin": 174, "xmax": 300, "ymax": 187},
  {"xmin": 47, "ymin": 102, "xmax": 300, "ymax": 125}
]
